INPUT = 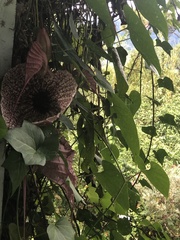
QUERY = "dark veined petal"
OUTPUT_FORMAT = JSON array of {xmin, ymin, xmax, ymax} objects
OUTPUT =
[{"xmin": 1, "ymin": 64, "xmax": 77, "ymax": 128}]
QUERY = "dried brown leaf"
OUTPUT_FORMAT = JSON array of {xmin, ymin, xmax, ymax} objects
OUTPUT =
[{"xmin": 39, "ymin": 137, "xmax": 77, "ymax": 205}]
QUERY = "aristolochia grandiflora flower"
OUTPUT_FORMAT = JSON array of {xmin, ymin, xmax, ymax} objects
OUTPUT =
[{"xmin": 1, "ymin": 64, "xmax": 77, "ymax": 128}]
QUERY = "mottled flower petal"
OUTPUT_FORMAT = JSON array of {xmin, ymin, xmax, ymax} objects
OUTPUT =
[{"xmin": 1, "ymin": 64, "xmax": 77, "ymax": 128}]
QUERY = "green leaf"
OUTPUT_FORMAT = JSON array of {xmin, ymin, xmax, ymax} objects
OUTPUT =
[
  {"xmin": 9, "ymin": 223, "xmax": 21, "ymax": 240},
  {"xmin": 100, "ymin": 191, "xmax": 115, "ymax": 212},
  {"xmin": 69, "ymin": 13, "xmax": 79, "ymax": 40},
  {"xmin": 5, "ymin": 121, "xmax": 46, "ymax": 166},
  {"xmin": 47, "ymin": 217, "xmax": 75, "ymax": 240},
  {"xmin": 2, "ymin": 150, "xmax": 28, "ymax": 195},
  {"xmin": 67, "ymin": 177, "xmax": 85, "ymax": 204},
  {"xmin": 95, "ymin": 161, "xmax": 129, "ymax": 212},
  {"xmin": 157, "ymin": 0, "xmax": 166, "ymax": 7},
  {"xmin": 128, "ymin": 187, "xmax": 140, "ymax": 212},
  {"xmin": 143, "ymin": 162, "xmax": 170, "ymax": 197},
  {"xmin": 115, "ymin": 130, "xmax": 128, "ymax": 150},
  {"xmin": 54, "ymin": 24, "xmax": 90, "ymax": 72},
  {"xmin": 42, "ymin": 193, "xmax": 55, "ymax": 215},
  {"xmin": 0, "ymin": 115, "xmax": 7, "ymax": 139},
  {"xmin": 59, "ymin": 115, "xmax": 75, "ymax": 130},
  {"xmin": 101, "ymin": 144, "xmax": 119, "ymax": 162},
  {"xmin": 109, "ymin": 93, "xmax": 140, "ymax": 157},
  {"xmin": 116, "ymin": 46, "xmax": 128, "ymax": 66},
  {"xmin": 110, "ymin": 47, "xmax": 128, "ymax": 97},
  {"xmin": 142, "ymin": 126, "xmax": 157, "ymax": 137},
  {"xmin": 117, "ymin": 216, "xmax": 132, "ymax": 235},
  {"xmin": 77, "ymin": 209, "xmax": 101, "ymax": 230},
  {"xmin": 158, "ymin": 77, "xmax": 175, "ymax": 92},
  {"xmin": 159, "ymin": 114, "xmax": 176, "ymax": 126},
  {"xmin": 134, "ymin": 0, "xmax": 168, "ymax": 40},
  {"xmin": 139, "ymin": 179, "xmax": 152, "ymax": 189},
  {"xmin": 123, "ymin": 4, "xmax": 161, "ymax": 74},
  {"xmin": 39, "ymin": 125, "xmax": 59, "ymax": 161},
  {"xmin": 112, "ymin": 230, "xmax": 125, "ymax": 240},
  {"xmin": 153, "ymin": 149, "xmax": 168, "ymax": 165},
  {"xmin": 128, "ymin": 90, "xmax": 141, "ymax": 116},
  {"xmin": 85, "ymin": 0, "xmax": 115, "ymax": 46},
  {"xmin": 85, "ymin": 39, "xmax": 112, "ymax": 61},
  {"xmin": 86, "ymin": 185, "xmax": 99, "ymax": 204},
  {"xmin": 94, "ymin": 68, "xmax": 114, "ymax": 93},
  {"xmin": 156, "ymin": 39, "xmax": 173, "ymax": 55},
  {"xmin": 82, "ymin": 113, "xmax": 95, "ymax": 172},
  {"xmin": 101, "ymin": 25, "xmax": 115, "ymax": 48},
  {"xmin": 75, "ymin": 237, "xmax": 88, "ymax": 240}
]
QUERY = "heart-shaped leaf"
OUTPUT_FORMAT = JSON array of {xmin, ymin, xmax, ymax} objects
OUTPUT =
[
  {"xmin": 95, "ymin": 161, "xmax": 129, "ymax": 212},
  {"xmin": 47, "ymin": 217, "xmax": 75, "ymax": 240},
  {"xmin": 2, "ymin": 150, "xmax": 28, "ymax": 195},
  {"xmin": 5, "ymin": 121, "xmax": 46, "ymax": 166}
]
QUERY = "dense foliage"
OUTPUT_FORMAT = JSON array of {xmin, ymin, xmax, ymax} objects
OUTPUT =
[{"xmin": 0, "ymin": 0, "xmax": 180, "ymax": 239}]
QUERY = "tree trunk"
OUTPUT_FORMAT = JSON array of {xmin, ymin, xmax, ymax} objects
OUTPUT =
[{"xmin": 0, "ymin": 0, "xmax": 16, "ymax": 236}]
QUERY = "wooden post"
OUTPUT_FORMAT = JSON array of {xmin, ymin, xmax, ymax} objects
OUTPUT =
[{"xmin": 0, "ymin": 0, "xmax": 17, "ymax": 236}]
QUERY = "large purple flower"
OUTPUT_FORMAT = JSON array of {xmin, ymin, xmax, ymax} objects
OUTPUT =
[{"xmin": 1, "ymin": 64, "xmax": 77, "ymax": 128}]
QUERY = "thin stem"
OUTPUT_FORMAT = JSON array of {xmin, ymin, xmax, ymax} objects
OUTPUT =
[
  {"xmin": 139, "ymin": 56, "xmax": 143, "ymax": 95},
  {"xmin": 145, "ymin": 71, "xmax": 155, "ymax": 162},
  {"xmin": 29, "ymin": 167, "xmax": 47, "ymax": 228}
]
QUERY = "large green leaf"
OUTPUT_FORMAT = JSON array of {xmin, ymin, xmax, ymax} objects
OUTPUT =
[
  {"xmin": 47, "ymin": 217, "xmax": 75, "ymax": 240},
  {"xmin": 124, "ymin": 5, "xmax": 161, "ymax": 74},
  {"xmin": 110, "ymin": 47, "xmax": 128, "ymax": 97},
  {"xmin": 95, "ymin": 68, "xmax": 114, "ymax": 93},
  {"xmin": 5, "ymin": 121, "xmax": 46, "ymax": 166},
  {"xmin": 109, "ymin": 93, "xmax": 145, "ymax": 169},
  {"xmin": 85, "ymin": 0, "xmax": 115, "ymax": 46},
  {"xmin": 2, "ymin": 150, "xmax": 28, "ymax": 195},
  {"xmin": 143, "ymin": 162, "xmax": 170, "ymax": 197},
  {"xmin": 109, "ymin": 93, "xmax": 140, "ymax": 157},
  {"xmin": 0, "ymin": 115, "xmax": 8, "ymax": 139},
  {"xmin": 95, "ymin": 161, "xmax": 129, "ymax": 212},
  {"xmin": 85, "ymin": 39, "xmax": 112, "ymax": 61},
  {"xmin": 39, "ymin": 125, "xmax": 59, "ymax": 161},
  {"xmin": 134, "ymin": 0, "xmax": 168, "ymax": 40}
]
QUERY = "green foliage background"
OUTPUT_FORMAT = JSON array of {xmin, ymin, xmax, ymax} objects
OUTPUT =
[{"xmin": 0, "ymin": 0, "xmax": 180, "ymax": 240}]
